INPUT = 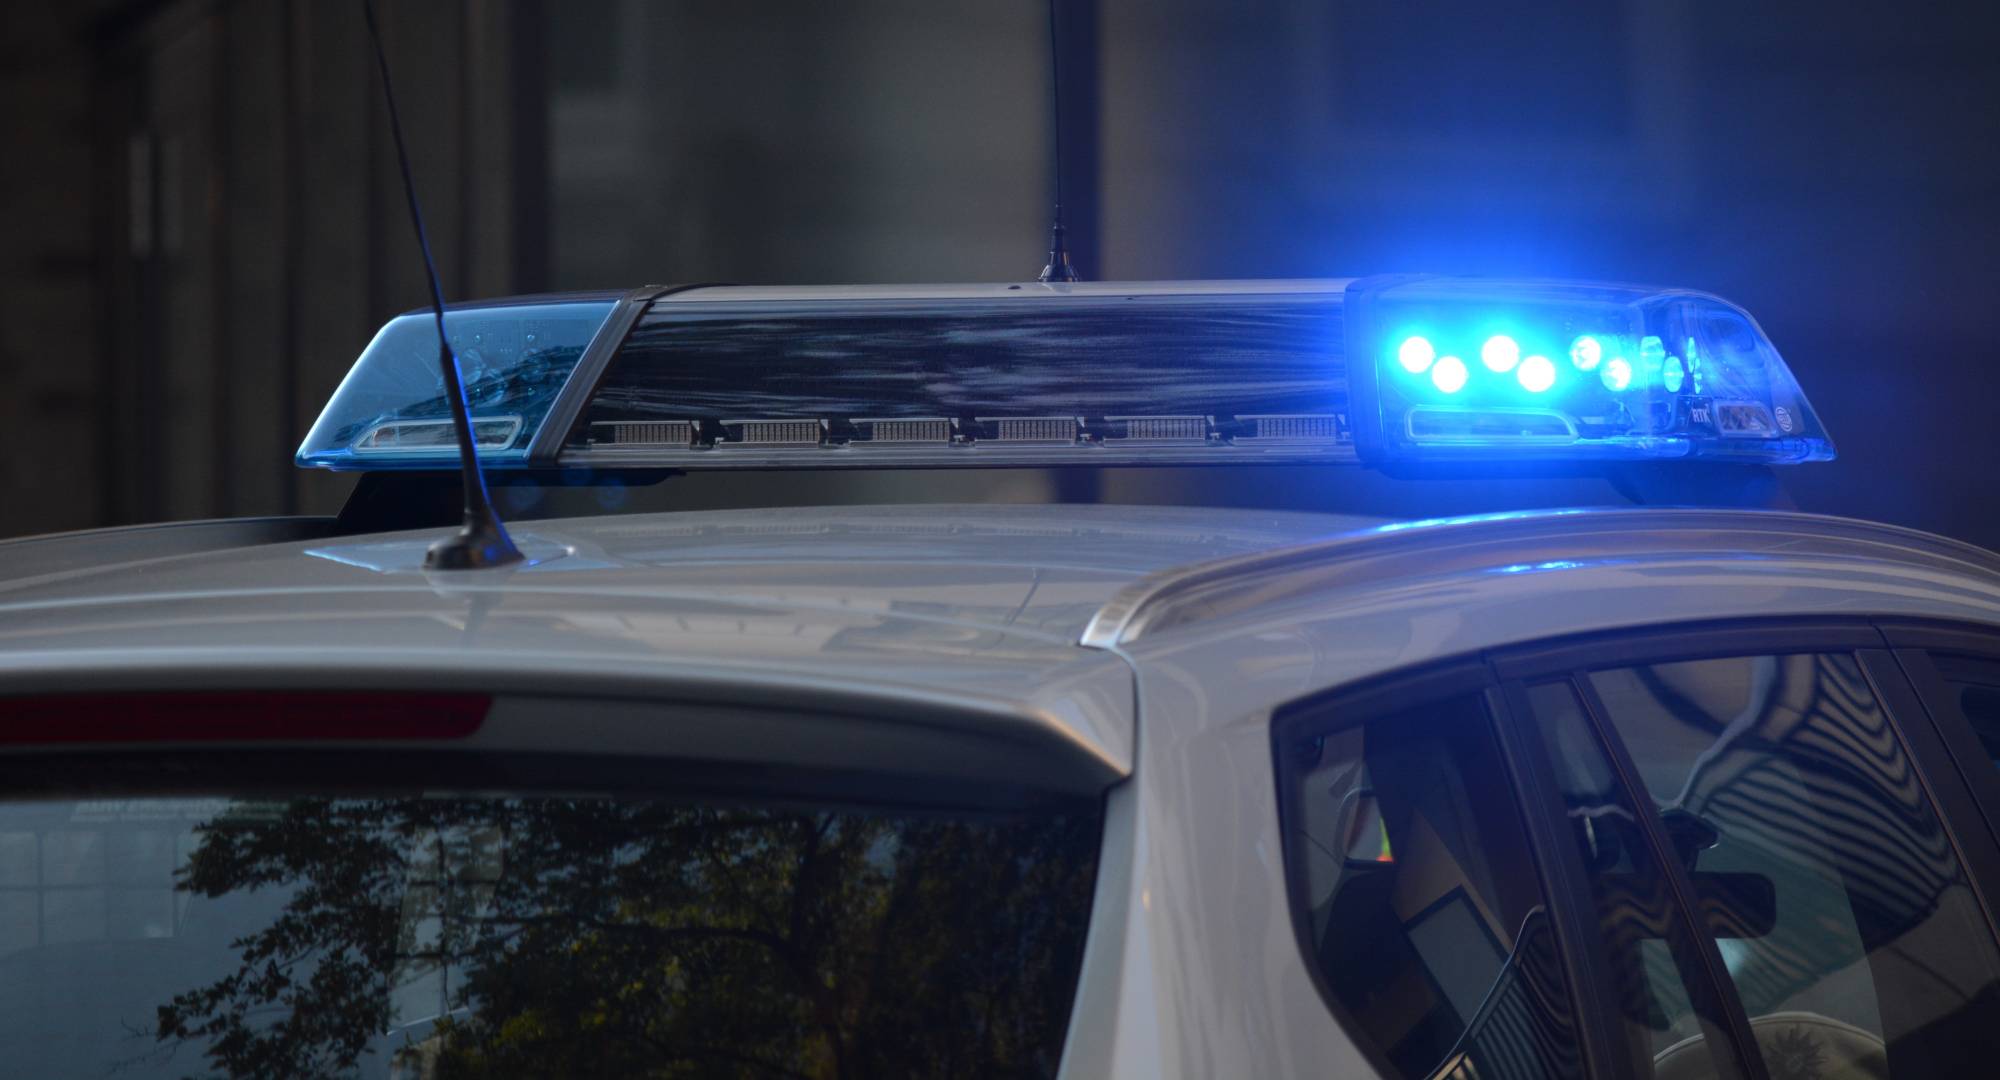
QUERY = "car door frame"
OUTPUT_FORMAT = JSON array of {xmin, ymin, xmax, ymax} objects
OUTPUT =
[
  {"xmin": 1271, "ymin": 615, "xmax": 2000, "ymax": 1080},
  {"xmin": 1271, "ymin": 659, "xmax": 1637, "ymax": 1080},
  {"xmin": 1491, "ymin": 617, "xmax": 2000, "ymax": 1072},
  {"xmin": 1881, "ymin": 620, "xmax": 2000, "ymax": 875}
]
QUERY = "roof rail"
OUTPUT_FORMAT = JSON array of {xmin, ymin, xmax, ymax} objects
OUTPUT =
[{"xmin": 1078, "ymin": 508, "xmax": 2000, "ymax": 649}]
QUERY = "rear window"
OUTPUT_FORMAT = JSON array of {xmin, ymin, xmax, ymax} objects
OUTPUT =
[{"xmin": 0, "ymin": 792, "xmax": 1100, "ymax": 1079}]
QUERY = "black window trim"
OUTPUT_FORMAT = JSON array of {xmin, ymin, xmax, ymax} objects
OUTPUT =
[
  {"xmin": 1273, "ymin": 614, "xmax": 2000, "ymax": 1080},
  {"xmin": 1557, "ymin": 671, "xmax": 1768, "ymax": 1080},
  {"xmin": 1856, "ymin": 647, "xmax": 2000, "ymax": 947},
  {"xmin": 1881, "ymin": 620, "xmax": 2000, "ymax": 902}
]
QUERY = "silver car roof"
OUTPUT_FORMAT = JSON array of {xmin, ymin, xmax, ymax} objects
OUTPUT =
[
  {"xmin": 4, "ymin": 502, "xmax": 1999, "ymax": 774},
  {"xmin": 0, "ymin": 504, "xmax": 1384, "ymax": 780}
]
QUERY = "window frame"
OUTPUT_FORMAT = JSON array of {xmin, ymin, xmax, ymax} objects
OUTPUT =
[
  {"xmin": 1497, "ymin": 674, "xmax": 1765, "ymax": 1080},
  {"xmin": 1489, "ymin": 617, "xmax": 2000, "ymax": 953},
  {"xmin": 1272, "ymin": 660, "xmax": 1627, "ymax": 1080},
  {"xmin": 1273, "ymin": 616, "xmax": 2000, "ymax": 1080},
  {"xmin": 1882, "ymin": 621, "xmax": 2000, "ymax": 882}
]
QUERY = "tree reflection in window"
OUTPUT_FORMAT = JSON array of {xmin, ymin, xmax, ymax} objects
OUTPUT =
[{"xmin": 149, "ymin": 797, "xmax": 1099, "ymax": 1079}]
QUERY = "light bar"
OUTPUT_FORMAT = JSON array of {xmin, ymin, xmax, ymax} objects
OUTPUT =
[
  {"xmin": 296, "ymin": 279, "xmax": 1833, "ymax": 474},
  {"xmin": 1345, "ymin": 276, "xmax": 1832, "ymax": 465},
  {"xmin": 297, "ymin": 297, "xmax": 617, "ymax": 470}
]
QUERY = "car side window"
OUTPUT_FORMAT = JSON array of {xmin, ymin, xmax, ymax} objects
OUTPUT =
[
  {"xmin": 1278, "ymin": 693, "xmax": 1585, "ymax": 1080},
  {"xmin": 1572, "ymin": 652, "xmax": 2000, "ymax": 1077},
  {"xmin": 1929, "ymin": 653, "xmax": 2000, "ymax": 768},
  {"xmin": 1524, "ymin": 681, "xmax": 1736, "ymax": 1079}
]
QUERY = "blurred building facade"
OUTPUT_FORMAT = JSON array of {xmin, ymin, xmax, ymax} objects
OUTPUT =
[{"xmin": 1, "ymin": 2, "xmax": 1995, "ymax": 544}]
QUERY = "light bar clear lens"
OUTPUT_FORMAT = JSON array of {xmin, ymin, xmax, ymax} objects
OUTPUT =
[
  {"xmin": 1346, "ymin": 277, "xmax": 1833, "ymax": 464},
  {"xmin": 570, "ymin": 295, "xmax": 1352, "ymax": 465},
  {"xmin": 296, "ymin": 300, "xmax": 616, "ymax": 470}
]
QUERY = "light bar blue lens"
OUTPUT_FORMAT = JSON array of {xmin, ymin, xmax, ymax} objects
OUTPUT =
[
  {"xmin": 1432, "ymin": 355, "xmax": 1469, "ymax": 393},
  {"xmin": 297, "ymin": 299, "xmax": 617, "ymax": 471},
  {"xmin": 1480, "ymin": 335, "xmax": 1520, "ymax": 373},
  {"xmin": 1397, "ymin": 335, "xmax": 1436, "ymax": 373},
  {"xmin": 1347, "ymin": 275, "xmax": 1834, "ymax": 465},
  {"xmin": 1517, "ymin": 354, "xmax": 1556, "ymax": 393}
]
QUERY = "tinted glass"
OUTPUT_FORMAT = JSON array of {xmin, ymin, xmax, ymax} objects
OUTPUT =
[
  {"xmin": 1587, "ymin": 653, "xmax": 2000, "ymax": 1077},
  {"xmin": 1281, "ymin": 693, "xmax": 1583, "ymax": 1080},
  {"xmin": 1931, "ymin": 653, "xmax": 2000, "ymax": 767},
  {"xmin": 0, "ymin": 795, "xmax": 1098, "ymax": 1079},
  {"xmin": 1526, "ymin": 681, "xmax": 1733, "ymax": 1079}
]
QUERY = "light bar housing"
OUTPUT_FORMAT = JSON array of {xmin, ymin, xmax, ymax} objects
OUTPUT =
[
  {"xmin": 1345, "ymin": 276, "xmax": 1833, "ymax": 466},
  {"xmin": 297, "ymin": 297, "xmax": 618, "ymax": 471},
  {"xmin": 296, "ymin": 279, "xmax": 1832, "ymax": 474}
]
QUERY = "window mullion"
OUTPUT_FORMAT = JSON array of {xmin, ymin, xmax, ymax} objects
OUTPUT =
[
  {"xmin": 1486, "ymin": 680, "xmax": 1640, "ymax": 1080},
  {"xmin": 1860, "ymin": 648, "xmax": 2000, "ymax": 944},
  {"xmin": 1569, "ymin": 673, "xmax": 1771, "ymax": 1080}
]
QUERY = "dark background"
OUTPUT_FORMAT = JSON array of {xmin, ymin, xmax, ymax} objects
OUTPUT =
[{"xmin": 2, "ymin": 1, "xmax": 1995, "ymax": 545}]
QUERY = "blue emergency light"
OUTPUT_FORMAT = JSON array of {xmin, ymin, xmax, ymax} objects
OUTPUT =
[
  {"xmin": 296, "ymin": 278, "xmax": 1832, "ymax": 473},
  {"xmin": 1343, "ymin": 276, "xmax": 1833, "ymax": 466}
]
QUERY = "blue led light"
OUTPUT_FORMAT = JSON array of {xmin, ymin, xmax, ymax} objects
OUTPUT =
[
  {"xmin": 1480, "ymin": 335, "xmax": 1521, "ymax": 372},
  {"xmin": 1347, "ymin": 276, "xmax": 1834, "ymax": 466},
  {"xmin": 1638, "ymin": 335, "xmax": 1666, "ymax": 386},
  {"xmin": 1517, "ymin": 354, "xmax": 1557, "ymax": 393},
  {"xmin": 1569, "ymin": 335, "xmax": 1603, "ymax": 371},
  {"xmin": 1432, "ymin": 355, "xmax": 1469, "ymax": 393},
  {"xmin": 1601, "ymin": 356, "xmax": 1633, "ymax": 392},
  {"xmin": 1397, "ymin": 335, "xmax": 1436, "ymax": 374}
]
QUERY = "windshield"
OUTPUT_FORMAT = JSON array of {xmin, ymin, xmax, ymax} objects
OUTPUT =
[{"xmin": 0, "ymin": 792, "xmax": 1100, "ymax": 1079}]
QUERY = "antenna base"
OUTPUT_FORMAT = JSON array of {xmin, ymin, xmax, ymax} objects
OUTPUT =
[
  {"xmin": 1039, "ymin": 220, "xmax": 1081, "ymax": 283},
  {"xmin": 424, "ymin": 518, "xmax": 525, "ymax": 571}
]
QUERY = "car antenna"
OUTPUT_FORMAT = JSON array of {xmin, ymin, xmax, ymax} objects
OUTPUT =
[
  {"xmin": 1038, "ymin": 0, "xmax": 1081, "ymax": 283},
  {"xmin": 361, "ymin": 0, "xmax": 522, "ymax": 569}
]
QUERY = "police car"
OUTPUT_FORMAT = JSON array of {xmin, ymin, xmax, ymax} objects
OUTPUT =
[{"xmin": 3, "ymin": 276, "xmax": 2000, "ymax": 1080}]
